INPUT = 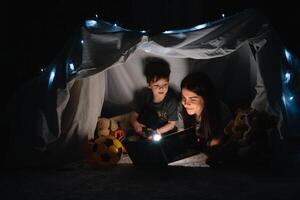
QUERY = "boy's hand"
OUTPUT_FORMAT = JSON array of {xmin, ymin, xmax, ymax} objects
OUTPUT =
[
  {"xmin": 150, "ymin": 129, "xmax": 160, "ymax": 135},
  {"xmin": 133, "ymin": 121, "xmax": 145, "ymax": 134}
]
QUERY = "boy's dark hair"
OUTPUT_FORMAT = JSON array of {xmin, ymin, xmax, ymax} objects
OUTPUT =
[{"xmin": 143, "ymin": 57, "xmax": 170, "ymax": 83}]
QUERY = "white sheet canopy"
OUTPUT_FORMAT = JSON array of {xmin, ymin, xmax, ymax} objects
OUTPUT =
[{"xmin": 5, "ymin": 9, "xmax": 299, "ymax": 167}]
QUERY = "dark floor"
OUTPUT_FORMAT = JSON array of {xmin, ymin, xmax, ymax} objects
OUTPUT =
[{"xmin": 1, "ymin": 153, "xmax": 300, "ymax": 200}]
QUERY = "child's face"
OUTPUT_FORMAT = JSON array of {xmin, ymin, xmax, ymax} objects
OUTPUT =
[
  {"xmin": 181, "ymin": 88, "xmax": 205, "ymax": 118},
  {"xmin": 148, "ymin": 78, "xmax": 169, "ymax": 99}
]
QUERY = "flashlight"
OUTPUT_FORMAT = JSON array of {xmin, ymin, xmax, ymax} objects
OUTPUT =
[
  {"xmin": 150, "ymin": 129, "xmax": 162, "ymax": 141},
  {"xmin": 153, "ymin": 133, "xmax": 162, "ymax": 141}
]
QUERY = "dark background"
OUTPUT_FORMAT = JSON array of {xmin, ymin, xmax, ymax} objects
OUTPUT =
[{"xmin": 2, "ymin": 0, "xmax": 300, "ymax": 104}]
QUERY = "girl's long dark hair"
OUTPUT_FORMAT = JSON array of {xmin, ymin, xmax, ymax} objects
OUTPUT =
[{"xmin": 181, "ymin": 72, "xmax": 221, "ymax": 139}]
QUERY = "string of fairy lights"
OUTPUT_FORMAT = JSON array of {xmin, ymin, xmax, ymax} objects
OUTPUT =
[
  {"xmin": 42, "ymin": 13, "xmax": 299, "ymax": 116},
  {"xmin": 41, "ymin": 14, "xmax": 300, "ymax": 136},
  {"xmin": 282, "ymin": 49, "xmax": 298, "ymax": 104},
  {"xmin": 42, "ymin": 13, "xmax": 226, "ymax": 89}
]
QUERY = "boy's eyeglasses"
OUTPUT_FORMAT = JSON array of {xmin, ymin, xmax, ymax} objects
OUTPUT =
[{"xmin": 152, "ymin": 84, "xmax": 169, "ymax": 90}]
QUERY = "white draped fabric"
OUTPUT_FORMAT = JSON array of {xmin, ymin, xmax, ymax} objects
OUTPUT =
[{"xmin": 5, "ymin": 9, "xmax": 295, "ymax": 167}]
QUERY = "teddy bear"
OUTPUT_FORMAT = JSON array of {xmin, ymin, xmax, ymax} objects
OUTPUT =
[
  {"xmin": 206, "ymin": 107, "xmax": 277, "ymax": 169},
  {"xmin": 96, "ymin": 117, "xmax": 118, "ymax": 137},
  {"xmin": 220, "ymin": 108, "xmax": 277, "ymax": 170},
  {"xmin": 224, "ymin": 108, "xmax": 252, "ymax": 144},
  {"xmin": 224, "ymin": 108, "xmax": 277, "ymax": 147}
]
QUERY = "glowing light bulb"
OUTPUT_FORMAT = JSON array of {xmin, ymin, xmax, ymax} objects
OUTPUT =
[
  {"xmin": 48, "ymin": 67, "xmax": 56, "ymax": 89},
  {"xmin": 284, "ymin": 72, "xmax": 291, "ymax": 83},
  {"xmin": 163, "ymin": 30, "xmax": 175, "ymax": 34},
  {"xmin": 69, "ymin": 63, "xmax": 75, "ymax": 71},
  {"xmin": 193, "ymin": 23, "xmax": 208, "ymax": 30},
  {"xmin": 85, "ymin": 20, "xmax": 97, "ymax": 28},
  {"xmin": 284, "ymin": 49, "xmax": 292, "ymax": 64}
]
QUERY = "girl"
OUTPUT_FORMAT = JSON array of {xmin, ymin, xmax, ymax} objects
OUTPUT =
[{"xmin": 179, "ymin": 72, "xmax": 232, "ymax": 149}]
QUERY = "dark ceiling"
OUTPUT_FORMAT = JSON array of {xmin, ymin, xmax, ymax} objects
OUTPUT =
[{"xmin": 2, "ymin": 0, "xmax": 300, "ymax": 95}]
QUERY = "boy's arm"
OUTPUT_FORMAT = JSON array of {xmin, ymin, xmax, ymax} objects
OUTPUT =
[
  {"xmin": 156, "ymin": 121, "xmax": 176, "ymax": 135},
  {"xmin": 156, "ymin": 96, "xmax": 178, "ymax": 134},
  {"xmin": 130, "ymin": 111, "xmax": 145, "ymax": 133}
]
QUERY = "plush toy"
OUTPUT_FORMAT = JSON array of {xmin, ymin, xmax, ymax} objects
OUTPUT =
[
  {"xmin": 110, "ymin": 113, "xmax": 132, "ymax": 133},
  {"xmin": 224, "ymin": 108, "xmax": 252, "ymax": 143},
  {"xmin": 207, "ymin": 108, "xmax": 277, "ymax": 169},
  {"xmin": 97, "ymin": 116, "xmax": 128, "ymax": 153},
  {"xmin": 224, "ymin": 108, "xmax": 277, "ymax": 146},
  {"xmin": 97, "ymin": 117, "xmax": 118, "ymax": 137},
  {"xmin": 110, "ymin": 121, "xmax": 125, "ymax": 142}
]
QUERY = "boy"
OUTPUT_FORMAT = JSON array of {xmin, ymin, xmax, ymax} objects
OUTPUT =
[{"xmin": 130, "ymin": 57, "xmax": 178, "ymax": 138}]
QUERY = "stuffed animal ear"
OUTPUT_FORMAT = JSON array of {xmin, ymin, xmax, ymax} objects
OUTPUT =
[
  {"xmin": 235, "ymin": 108, "xmax": 242, "ymax": 115},
  {"xmin": 110, "ymin": 113, "xmax": 132, "ymax": 132},
  {"xmin": 97, "ymin": 117, "xmax": 111, "ymax": 130},
  {"xmin": 110, "ymin": 119, "xmax": 119, "ymax": 131},
  {"xmin": 231, "ymin": 109, "xmax": 250, "ymax": 134},
  {"xmin": 224, "ymin": 120, "xmax": 234, "ymax": 135}
]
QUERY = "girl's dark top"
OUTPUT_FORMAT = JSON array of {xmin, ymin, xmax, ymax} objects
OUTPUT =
[{"xmin": 177, "ymin": 101, "xmax": 232, "ymax": 145}]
